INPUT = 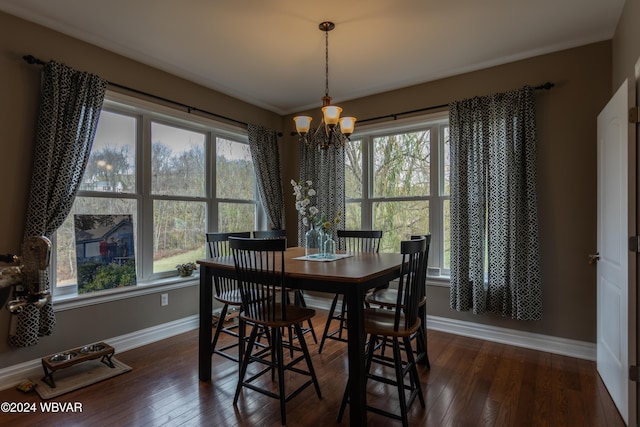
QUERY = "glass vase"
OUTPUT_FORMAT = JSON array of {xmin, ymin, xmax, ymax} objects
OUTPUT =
[
  {"xmin": 317, "ymin": 228, "xmax": 327, "ymax": 257},
  {"xmin": 323, "ymin": 236, "xmax": 336, "ymax": 258},
  {"xmin": 305, "ymin": 225, "xmax": 320, "ymax": 257}
]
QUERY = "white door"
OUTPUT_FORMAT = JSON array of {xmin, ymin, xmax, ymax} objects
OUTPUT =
[{"xmin": 596, "ymin": 78, "xmax": 635, "ymax": 425}]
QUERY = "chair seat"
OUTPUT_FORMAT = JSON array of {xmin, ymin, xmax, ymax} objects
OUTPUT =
[
  {"xmin": 240, "ymin": 305, "xmax": 316, "ymax": 328},
  {"xmin": 364, "ymin": 308, "xmax": 421, "ymax": 337},
  {"xmin": 215, "ymin": 289, "xmax": 243, "ymax": 305},
  {"xmin": 366, "ymin": 288, "xmax": 426, "ymax": 308}
]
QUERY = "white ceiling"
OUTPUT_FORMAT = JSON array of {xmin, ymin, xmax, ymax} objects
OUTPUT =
[{"xmin": 0, "ymin": 0, "xmax": 625, "ymax": 115}]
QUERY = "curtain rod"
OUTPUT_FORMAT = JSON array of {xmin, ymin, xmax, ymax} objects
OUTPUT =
[
  {"xmin": 23, "ymin": 54, "xmax": 254, "ymax": 130},
  {"xmin": 356, "ymin": 81, "xmax": 555, "ymax": 125},
  {"xmin": 24, "ymin": 55, "xmax": 553, "ymax": 134}
]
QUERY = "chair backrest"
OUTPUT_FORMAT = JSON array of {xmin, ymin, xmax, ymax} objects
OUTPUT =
[
  {"xmin": 411, "ymin": 234, "xmax": 431, "ymax": 300},
  {"xmin": 394, "ymin": 237, "xmax": 426, "ymax": 331},
  {"xmin": 206, "ymin": 232, "xmax": 251, "ymax": 299},
  {"xmin": 206, "ymin": 232, "xmax": 251, "ymax": 257},
  {"xmin": 229, "ymin": 237, "xmax": 287, "ymax": 323},
  {"xmin": 337, "ymin": 230, "xmax": 383, "ymax": 253},
  {"xmin": 253, "ymin": 229, "xmax": 286, "ymax": 239}
]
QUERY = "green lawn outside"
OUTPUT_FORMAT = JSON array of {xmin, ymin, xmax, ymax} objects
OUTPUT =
[{"xmin": 154, "ymin": 245, "xmax": 206, "ymax": 274}]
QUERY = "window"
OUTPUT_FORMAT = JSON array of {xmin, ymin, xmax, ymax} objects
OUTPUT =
[
  {"xmin": 53, "ymin": 92, "xmax": 261, "ymax": 297},
  {"xmin": 345, "ymin": 112, "xmax": 450, "ymax": 275}
]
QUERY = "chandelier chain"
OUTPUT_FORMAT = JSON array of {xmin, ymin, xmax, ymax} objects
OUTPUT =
[{"xmin": 325, "ymin": 28, "xmax": 329, "ymax": 99}]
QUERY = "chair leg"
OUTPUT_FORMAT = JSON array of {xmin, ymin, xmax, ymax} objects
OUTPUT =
[
  {"xmin": 274, "ymin": 327, "xmax": 287, "ymax": 426},
  {"xmin": 238, "ymin": 317, "xmax": 245, "ymax": 367},
  {"xmin": 294, "ymin": 323, "xmax": 322, "ymax": 398},
  {"xmin": 392, "ymin": 337, "xmax": 410, "ymax": 427},
  {"xmin": 296, "ymin": 290, "xmax": 318, "ymax": 344},
  {"xmin": 404, "ymin": 335, "xmax": 425, "ymax": 408},
  {"xmin": 273, "ymin": 327, "xmax": 282, "ymax": 381},
  {"xmin": 211, "ymin": 304, "xmax": 228, "ymax": 354},
  {"xmin": 336, "ymin": 379, "xmax": 349, "ymax": 422},
  {"xmin": 337, "ymin": 295, "xmax": 347, "ymax": 340},
  {"xmin": 318, "ymin": 293, "xmax": 340, "ymax": 353},
  {"xmin": 414, "ymin": 322, "xmax": 430, "ymax": 369},
  {"xmin": 234, "ymin": 324, "xmax": 259, "ymax": 405}
]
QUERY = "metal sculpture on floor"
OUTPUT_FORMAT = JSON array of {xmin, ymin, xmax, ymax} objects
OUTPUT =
[{"xmin": 1, "ymin": 235, "xmax": 55, "ymax": 347}]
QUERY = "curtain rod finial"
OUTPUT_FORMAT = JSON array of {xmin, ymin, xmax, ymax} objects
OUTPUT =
[{"xmin": 23, "ymin": 55, "xmax": 45, "ymax": 65}]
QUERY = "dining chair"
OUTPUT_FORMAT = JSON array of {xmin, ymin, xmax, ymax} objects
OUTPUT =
[
  {"xmin": 365, "ymin": 234, "xmax": 431, "ymax": 367},
  {"xmin": 337, "ymin": 237, "xmax": 427, "ymax": 427},
  {"xmin": 318, "ymin": 229, "xmax": 383, "ymax": 354},
  {"xmin": 206, "ymin": 231, "xmax": 251, "ymax": 363},
  {"xmin": 229, "ymin": 236, "xmax": 322, "ymax": 426},
  {"xmin": 253, "ymin": 229, "xmax": 318, "ymax": 345},
  {"xmin": 252, "ymin": 229, "xmax": 287, "ymax": 239}
]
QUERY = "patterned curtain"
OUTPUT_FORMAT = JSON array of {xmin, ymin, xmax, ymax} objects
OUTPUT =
[
  {"xmin": 247, "ymin": 124, "xmax": 284, "ymax": 229},
  {"xmin": 12, "ymin": 61, "xmax": 107, "ymax": 347},
  {"xmin": 297, "ymin": 133, "xmax": 345, "ymax": 245},
  {"xmin": 448, "ymin": 86, "xmax": 541, "ymax": 320}
]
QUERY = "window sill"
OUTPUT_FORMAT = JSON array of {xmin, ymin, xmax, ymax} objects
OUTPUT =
[
  {"xmin": 426, "ymin": 275, "xmax": 451, "ymax": 288},
  {"xmin": 52, "ymin": 275, "xmax": 200, "ymax": 312}
]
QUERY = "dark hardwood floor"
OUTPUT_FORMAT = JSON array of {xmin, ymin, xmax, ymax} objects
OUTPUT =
[{"xmin": 0, "ymin": 309, "xmax": 625, "ymax": 426}]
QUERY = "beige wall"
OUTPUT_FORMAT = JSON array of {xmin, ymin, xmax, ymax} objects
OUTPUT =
[
  {"xmin": 0, "ymin": 6, "xmax": 623, "ymax": 368},
  {"xmin": 284, "ymin": 41, "xmax": 612, "ymax": 343},
  {"xmin": 612, "ymin": 0, "xmax": 640, "ymax": 91}
]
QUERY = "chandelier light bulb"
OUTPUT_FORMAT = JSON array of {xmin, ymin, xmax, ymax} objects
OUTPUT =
[{"xmin": 294, "ymin": 116, "xmax": 312, "ymax": 134}]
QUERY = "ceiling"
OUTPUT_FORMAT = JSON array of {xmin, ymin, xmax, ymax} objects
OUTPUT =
[{"xmin": 0, "ymin": 0, "xmax": 625, "ymax": 115}]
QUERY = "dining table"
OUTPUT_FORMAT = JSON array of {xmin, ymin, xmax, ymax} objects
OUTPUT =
[{"xmin": 197, "ymin": 246, "xmax": 408, "ymax": 427}]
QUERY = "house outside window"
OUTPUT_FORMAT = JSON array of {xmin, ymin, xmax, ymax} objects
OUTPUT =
[
  {"xmin": 53, "ymin": 92, "xmax": 262, "ymax": 298},
  {"xmin": 345, "ymin": 112, "xmax": 450, "ymax": 276}
]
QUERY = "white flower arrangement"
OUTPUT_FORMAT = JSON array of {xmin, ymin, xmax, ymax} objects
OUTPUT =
[
  {"xmin": 291, "ymin": 179, "xmax": 342, "ymax": 233},
  {"xmin": 291, "ymin": 179, "xmax": 319, "ymax": 227}
]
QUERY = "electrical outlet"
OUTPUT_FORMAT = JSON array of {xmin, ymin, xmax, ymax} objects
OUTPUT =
[{"xmin": 161, "ymin": 293, "xmax": 168, "ymax": 306}]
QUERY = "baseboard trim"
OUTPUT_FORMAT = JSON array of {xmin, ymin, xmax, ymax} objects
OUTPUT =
[
  {"xmin": 425, "ymin": 315, "xmax": 595, "ymax": 361},
  {"xmin": 0, "ymin": 314, "xmax": 198, "ymax": 391},
  {"xmin": 302, "ymin": 294, "xmax": 596, "ymax": 361}
]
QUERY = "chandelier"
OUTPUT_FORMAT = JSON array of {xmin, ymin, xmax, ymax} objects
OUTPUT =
[{"xmin": 293, "ymin": 22, "xmax": 356, "ymax": 150}]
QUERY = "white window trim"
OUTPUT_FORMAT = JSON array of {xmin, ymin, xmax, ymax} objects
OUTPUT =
[
  {"xmin": 348, "ymin": 111, "xmax": 450, "ymax": 278},
  {"xmin": 51, "ymin": 90, "xmax": 263, "ymax": 303}
]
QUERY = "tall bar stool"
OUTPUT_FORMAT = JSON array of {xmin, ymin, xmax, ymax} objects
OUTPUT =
[
  {"xmin": 338, "ymin": 237, "xmax": 427, "ymax": 427},
  {"xmin": 230, "ymin": 236, "xmax": 322, "ymax": 426},
  {"xmin": 254, "ymin": 229, "xmax": 318, "ymax": 344},
  {"xmin": 318, "ymin": 229, "xmax": 382, "ymax": 353},
  {"xmin": 206, "ymin": 231, "xmax": 251, "ymax": 363},
  {"xmin": 366, "ymin": 234, "xmax": 431, "ymax": 367}
]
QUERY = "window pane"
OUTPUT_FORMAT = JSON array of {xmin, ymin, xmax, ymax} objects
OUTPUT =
[
  {"xmin": 56, "ymin": 197, "xmax": 138, "ymax": 288},
  {"xmin": 345, "ymin": 202, "xmax": 361, "ymax": 229},
  {"xmin": 218, "ymin": 202, "xmax": 255, "ymax": 232},
  {"xmin": 373, "ymin": 131, "xmax": 430, "ymax": 198},
  {"xmin": 151, "ymin": 122, "xmax": 205, "ymax": 197},
  {"xmin": 81, "ymin": 111, "xmax": 136, "ymax": 193},
  {"xmin": 216, "ymin": 138, "xmax": 255, "ymax": 200},
  {"xmin": 373, "ymin": 201, "xmax": 429, "ymax": 253},
  {"xmin": 345, "ymin": 139, "xmax": 362, "ymax": 198},
  {"xmin": 153, "ymin": 200, "xmax": 206, "ymax": 273},
  {"xmin": 443, "ymin": 125, "xmax": 451, "ymax": 195}
]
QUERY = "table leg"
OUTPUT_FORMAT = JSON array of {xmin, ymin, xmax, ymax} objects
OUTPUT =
[
  {"xmin": 345, "ymin": 286, "xmax": 367, "ymax": 426},
  {"xmin": 199, "ymin": 265, "xmax": 213, "ymax": 381}
]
